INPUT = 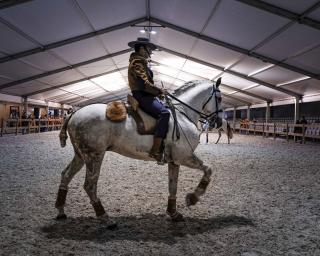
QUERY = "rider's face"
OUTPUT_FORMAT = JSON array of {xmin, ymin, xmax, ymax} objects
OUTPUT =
[{"xmin": 139, "ymin": 46, "xmax": 152, "ymax": 59}]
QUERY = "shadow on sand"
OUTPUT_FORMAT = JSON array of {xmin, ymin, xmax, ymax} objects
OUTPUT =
[{"xmin": 41, "ymin": 214, "xmax": 255, "ymax": 244}]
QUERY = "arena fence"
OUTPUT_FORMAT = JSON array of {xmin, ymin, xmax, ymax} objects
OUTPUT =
[
  {"xmin": 0, "ymin": 118, "xmax": 63, "ymax": 136},
  {"xmin": 233, "ymin": 122, "xmax": 320, "ymax": 143}
]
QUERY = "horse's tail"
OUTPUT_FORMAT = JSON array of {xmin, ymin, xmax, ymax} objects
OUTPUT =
[{"xmin": 59, "ymin": 113, "xmax": 73, "ymax": 148}]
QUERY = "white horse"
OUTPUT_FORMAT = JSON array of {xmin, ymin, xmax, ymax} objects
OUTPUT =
[{"xmin": 55, "ymin": 79, "xmax": 223, "ymax": 223}]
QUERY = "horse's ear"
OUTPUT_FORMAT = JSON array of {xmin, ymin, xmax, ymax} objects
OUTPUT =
[{"xmin": 215, "ymin": 77, "xmax": 221, "ymax": 88}]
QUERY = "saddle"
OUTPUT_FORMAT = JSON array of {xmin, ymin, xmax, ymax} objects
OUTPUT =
[{"xmin": 105, "ymin": 95, "xmax": 156, "ymax": 135}]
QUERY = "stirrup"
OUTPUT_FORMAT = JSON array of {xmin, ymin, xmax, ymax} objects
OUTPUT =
[{"xmin": 149, "ymin": 152, "xmax": 165, "ymax": 165}]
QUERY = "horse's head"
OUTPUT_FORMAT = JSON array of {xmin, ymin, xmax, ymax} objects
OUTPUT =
[{"xmin": 202, "ymin": 78, "xmax": 223, "ymax": 129}]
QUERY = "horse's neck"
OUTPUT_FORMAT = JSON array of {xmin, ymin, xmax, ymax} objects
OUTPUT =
[{"xmin": 177, "ymin": 86, "xmax": 211, "ymax": 124}]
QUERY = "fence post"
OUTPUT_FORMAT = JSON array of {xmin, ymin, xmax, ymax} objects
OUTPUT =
[
  {"xmin": 38, "ymin": 119, "xmax": 41, "ymax": 133},
  {"xmin": 273, "ymin": 123, "xmax": 276, "ymax": 140},
  {"xmin": 286, "ymin": 123, "xmax": 289, "ymax": 141},
  {"xmin": 15, "ymin": 119, "xmax": 18, "ymax": 135},
  {"xmin": 302, "ymin": 124, "xmax": 306, "ymax": 144},
  {"xmin": 0, "ymin": 118, "xmax": 3, "ymax": 137},
  {"xmin": 28, "ymin": 119, "xmax": 30, "ymax": 134}
]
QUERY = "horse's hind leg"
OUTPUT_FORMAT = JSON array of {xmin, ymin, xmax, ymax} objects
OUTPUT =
[
  {"xmin": 166, "ymin": 163, "xmax": 184, "ymax": 222},
  {"xmin": 55, "ymin": 152, "xmax": 84, "ymax": 219},
  {"xmin": 83, "ymin": 152, "xmax": 106, "ymax": 218},
  {"xmin": 182, "ymin": 154, "xmax": 212, "ymax": 207}
]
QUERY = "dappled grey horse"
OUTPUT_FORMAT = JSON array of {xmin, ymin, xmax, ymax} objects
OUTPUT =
[{"xmin": 55, "ymin": 79, "xmax": 223, "ymax": 222}]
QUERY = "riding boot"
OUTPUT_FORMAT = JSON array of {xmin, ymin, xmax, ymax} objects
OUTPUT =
[{"xmin": 149, "ymin": 137, "xmax": 164, "ymax": 163}]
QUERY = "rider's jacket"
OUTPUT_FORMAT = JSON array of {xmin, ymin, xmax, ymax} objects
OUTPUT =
[{"xmin": 128, "ymin": 52, "xmax": 161, "ymax": 96}]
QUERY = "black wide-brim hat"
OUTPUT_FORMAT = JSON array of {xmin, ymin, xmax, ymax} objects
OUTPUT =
[{"xmin": 128, "ymin": 37, "xmax": 157, "ymax": 50}]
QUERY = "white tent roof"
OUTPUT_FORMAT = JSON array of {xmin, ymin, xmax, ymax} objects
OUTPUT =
[{"xmin": 0, "ymin": 0, "xmax": 319, "ymax": 110}]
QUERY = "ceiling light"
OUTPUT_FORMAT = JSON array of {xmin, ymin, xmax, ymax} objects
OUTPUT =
[
  {"xmin": 139, "ymin": 29, "xmax": 145, "ymax": 34},
  {"xmin": 150, "ymin": 30, "xmax": 157, "ymax": 35}
]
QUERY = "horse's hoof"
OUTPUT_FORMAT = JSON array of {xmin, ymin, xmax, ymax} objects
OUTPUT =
[
  {"xmin": 56, "ymin": 213, "xmax": 67, "ymax": 220},
  {"xmin": 171, "ymin": 212, "xmax": 185, "ymax": 222},
  {"xmin": 186, "ymin": 193, "xmax": 199, "ymax": 206},
  {"xmin": 106, "ymin": 220, "xmax": 118, "ymax": 230}
]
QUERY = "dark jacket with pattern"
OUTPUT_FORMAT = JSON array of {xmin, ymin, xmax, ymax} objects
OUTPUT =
[{"xmin": 128, "ymin": 52, "xmax": 162, "ymax": 96}]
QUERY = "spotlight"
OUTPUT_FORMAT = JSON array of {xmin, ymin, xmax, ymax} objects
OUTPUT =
[
  {"xmin": 150, "ymin": 30, "xmax": 157, "ymax": 35},
  {"xmin": 139, "ymin": 29, "xmax": 146, "ymax": 34}
]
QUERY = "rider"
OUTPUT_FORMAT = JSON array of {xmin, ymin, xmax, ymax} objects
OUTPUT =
[{"xmin": 127, "ymin": 37, "xmax": 170, "ymax": 162}]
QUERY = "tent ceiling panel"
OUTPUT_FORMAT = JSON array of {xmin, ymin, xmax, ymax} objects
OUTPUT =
[
  {"xmin": 252, "ymin": 66, "xmax": 307, "ymax": 86},
  {"xmin": 285, "ymin": 45, "xmax": 320, "ymax": 74},
  {"xmin": 76, "ymin": 58, "xmax": 116, "ymax": 77},
  {"xmin": 151, "ymin": 51, "xmax": 186, "ymax": 69},
  {"xmin": 182, "ymin": 60, "xmax": 221, "ymax": 79},
  {"xmin": 203, "ymin": 0, "xmax": 289, "ymax": 49},
  {"xmin": 37, "ymin": 70, "xmax": 85, "ymax": 86},
  {"xmin": 175, "ymin": 72, "xmax": 199, "ymax": 83},
  {"xmin": 0, "ymin": 0, "xmax": 93, "ymax": 45},
  {"xmin": 225, "ymin": 91, "xmax": 265, "ymax": 104},
  {"xmin": 30, "ymin": 90, "xmax": 65, "ymax": 101},
  {"xmin": 2, "ymin": 80, "xmax": 52, "ymax": 96},
  {"xmin": 51, "ymin": 37, "xmax": 107, "ymax": 64},
  {"xmin": 229, "ymin": 56, "xmax": 273, "ymax": 76},
  {"xmin": 150, "ymin": 0, "xmax": 218, "ymax": 33},
  {"xmin": 76, "ymin": 0, "xmax": 146, "ymax": 31},
  {"xmin": 255, "ymin": 24, "xmax": 320, "ymax": 61},
  {"xmin": 90, "ymin": 72, "xmax": 128, "ymax": 92},
  {"xmin": 247, "ymin": 86, "xmax": 290, "ymax": 100},
  {"xmin": 19, "ymin": 51, "xmax": 68, "ymax": 72},
  {"xmin": 111, "ymin": 52, "xmax": 132, "ymax": 68},
  {"xmin": 219, "ymin": 86, "xmax": 238, "ymax": 94},
  {"xmin": 219, "ymin": 73, "xmax": 258, "ymax": 90},
  {"xmin": 152, "ymin": 65, "xmax": 180, "ymax": 78},
  {"xmin": 262, "ymin": 0, "xmax": 319, "ymax": 13},
  {"xmin": 0, "ymin": 59, "xmax": 42, "ymax": 80},
  {"xmin": 60, "ymin": 80, "xmax": 102, "ymax": 94},
  {"xmin": 0, "ymin": 22, "xmax": 38, "ymax": 54},
  {"xmin": 281, "ymin": 78, "xmax": 320, "ymax": 96},
  {"xmin": 190, "ymin": 39, "xmax": 243, "ymax": 68},
  {"xmin": 99, "ymin": 27, "xmax": 141, "ymax": 53},
  {"xmin": 309, "ymin": 6, "xmax": 320, "ymax": 21},
  {"xmin": 152, "ymin": 28, "xmax": 198, "ymax": 54},
  {"xmin": 0, "ymin": 76, "xmax": 13, "ymax": 85}
]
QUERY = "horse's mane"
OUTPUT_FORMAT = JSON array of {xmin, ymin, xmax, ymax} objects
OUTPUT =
[{"xmin": 173, "ymin": 80, "xmax": 209, "ymax": 96}]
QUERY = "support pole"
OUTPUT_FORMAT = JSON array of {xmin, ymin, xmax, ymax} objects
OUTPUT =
[
  {"xmin": 266, "ymin": 102, "xmax": 270, "ymax": 124},
  {"xmin": 233, "ymin": 107, "xmax": 236, "ymax": 130},
  {"xmin": 294, "ymin": 97, "xmax": 300, "ymax": 124}
]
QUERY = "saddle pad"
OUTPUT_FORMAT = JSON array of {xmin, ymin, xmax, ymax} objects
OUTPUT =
[{"xmin": 106, "ymin": 101, "xmax": 127, "ymax": 122}]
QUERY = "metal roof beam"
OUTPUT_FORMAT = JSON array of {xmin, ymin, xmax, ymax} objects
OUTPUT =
[
  {"xmin": 23, "ymin": 66, "xmax": 128, "ymax": 97},
  {"xmin": 157, "ymin": 45, "xmax": 302, "ymax": 98},
  {"xmin": 0, "ymin": 17, "xmax": 146, "ymax": 64},
  {"xmin": 150, "ymin": 17, "xmax": 319, "ymax": 80},
  {"xmin": 237, "ymin": 0, "xmax": 320, "ymax": 31},
  {"xmin": 0, "ymin": 49, "xmax": 131, "ymax": 90},
  {"xmin": 0, "ymin": 0, "xmax": 33, "ymax": 10}
]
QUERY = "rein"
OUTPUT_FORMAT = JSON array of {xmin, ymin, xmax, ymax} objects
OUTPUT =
[{"xmin": 166, "ymin": 91, "xmax": 222, "ymax": 120}]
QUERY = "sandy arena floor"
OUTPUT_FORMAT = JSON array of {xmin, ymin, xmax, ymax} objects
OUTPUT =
[{"xmin": 0, "ymin": 131, "xmax": 319, "ymax": 256}]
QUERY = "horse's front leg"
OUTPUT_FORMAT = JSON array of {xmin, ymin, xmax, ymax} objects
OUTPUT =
[
  {"xmin": 166, "ymin": 163, "xmax": 184, "ymax": 222},
  {"xmin": 182, "ymin": 154, "xmax": 212, "ymax": 207}
]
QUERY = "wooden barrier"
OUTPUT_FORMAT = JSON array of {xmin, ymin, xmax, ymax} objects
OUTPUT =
[
  {"xmin": 234, "ymin": 121, "xmax": 320, "ymax": 143},
  {"xmin": 0, "ymin": 118, "xmax": 63, "ymax": 136}
]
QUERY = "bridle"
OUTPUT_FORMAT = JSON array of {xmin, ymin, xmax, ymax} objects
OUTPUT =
[{"xmin": 166, "ymin": 87, "xmax": 222, "ymax": 124}]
